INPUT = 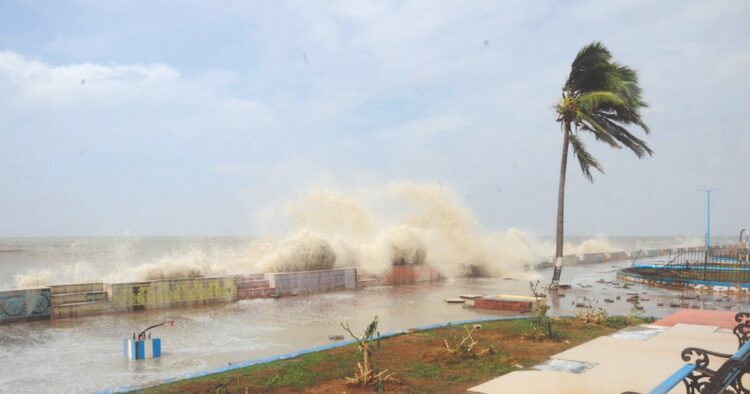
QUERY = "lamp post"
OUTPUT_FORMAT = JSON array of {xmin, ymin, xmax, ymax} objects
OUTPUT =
[{"xmin": 698, "ymin": 188, "xmax": 716, "ymax": 257}]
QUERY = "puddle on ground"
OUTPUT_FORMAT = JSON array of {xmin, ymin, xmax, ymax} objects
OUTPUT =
[{"xmin": 532, "ymin": 358, "xmax": 598, "ymax": 374}]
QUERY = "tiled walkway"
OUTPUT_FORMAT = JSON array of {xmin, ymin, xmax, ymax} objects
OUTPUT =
[
  {"xmin": 468, "ymin": 311, "xmax": 740, "ymax": 394},
  {"xmin": 652, "ymin": 309, "xmax": 736, "ymax": 329}
]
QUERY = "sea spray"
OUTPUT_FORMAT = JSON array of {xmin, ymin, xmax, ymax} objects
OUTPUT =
[
  {"xmin": 249, "ymin": 182, "xmax": 543, "ymax": 277},
  {"xmin": 10, "ymin": 182, "xmax": 640, "ymax": 288},
  {"xmin": 15, "ymin": 269, "xmax": 56, "ymax": 288}
]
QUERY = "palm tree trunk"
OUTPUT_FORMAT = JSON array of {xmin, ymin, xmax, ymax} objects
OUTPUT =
[{"xmin": 551, "ymin": 122, "xmax": 571, "ymax": 286}]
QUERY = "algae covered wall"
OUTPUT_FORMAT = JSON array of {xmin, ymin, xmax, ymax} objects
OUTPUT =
[
  {"xmin": 108, "ymin": 276, "xmax": 237, "ymax": 311},
  {"xmin": 0, "ymin": 288, "xmax": 52, "ymax": 323}
]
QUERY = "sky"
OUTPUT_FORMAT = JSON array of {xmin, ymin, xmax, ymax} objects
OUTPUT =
[{"xmin": 0, "ymin": 0, "xmax": 748, "ymax": 237}]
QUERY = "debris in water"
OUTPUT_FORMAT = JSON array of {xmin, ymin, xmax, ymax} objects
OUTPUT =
[
  {"xmin": 640, "ymin": 297, "xmax": 650, "ymax": 301},
  {"xmin": 604, "ymin": 298, "xmax": 614, "ymax": 303},
  {"xmin": 328, "ymin": 335, "xmax": 345, "ymax": 341},
  {"xmin": 445, "ymin": 298, "xmax": 465, "ymax": 304},
  {"xmin": 657, "ymin": 302, "xmax": 664, "ymax": 306},
  {"xmin": 460, "ymin": 294, "xmax": 483, "ymax": 300}
]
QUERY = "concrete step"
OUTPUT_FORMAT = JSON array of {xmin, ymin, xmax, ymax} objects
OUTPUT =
[
  {"xmin": 51, "ymin": 291, "xmax": 108, "ymax": 305},
  {"xmin": 236, "ymin": 273, "xmax": 265, "ymax": 281},
  {"xmin": 52, "ymin": 300, "xmax": 112, "ymax": 319},
  {"xmin": 236, "ymin": 279, "xmax": 270, "ymax": 289},
  {"xmin": 49, "ymin": 283, "xmax": 105, "ymax": 295},
  {"xmin": 237, "ymin": 287, "xmax": 275, "ymax": 300}
]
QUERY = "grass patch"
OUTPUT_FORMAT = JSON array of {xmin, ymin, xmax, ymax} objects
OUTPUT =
[{"xmin": 139, "ymin": 317, "xmax": 643, "ymax": 393}]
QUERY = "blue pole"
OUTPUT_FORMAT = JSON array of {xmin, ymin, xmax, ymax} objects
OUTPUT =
[{"xmin": 707, "ymin": 190, "xmax": 711, "ymax": 252}]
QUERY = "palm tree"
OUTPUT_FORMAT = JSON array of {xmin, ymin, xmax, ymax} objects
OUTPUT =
[{"xmin": 550, "ymin": 42, "xmax": 652, "ymax": 286}]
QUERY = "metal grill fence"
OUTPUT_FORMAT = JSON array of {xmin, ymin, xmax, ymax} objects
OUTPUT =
[{"xmin": 629, "ymin": 244, "xmax": 750, "ymax": 283}]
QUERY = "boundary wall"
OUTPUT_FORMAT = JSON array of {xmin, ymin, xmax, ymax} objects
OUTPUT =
[
  {"xmin": 267, "ymin": 268, "xmax": 356, "ymax": 296},
  {"xmin": 108, "ymin": 276, "xmax": 237, "ymax": 311},
  {"xmin": 0, "ymin": 287, "xmax": 52, "ymax": 324}
]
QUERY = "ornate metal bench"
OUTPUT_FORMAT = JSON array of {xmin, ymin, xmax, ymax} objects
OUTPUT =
[{"xmin": 624, "ymin": 312, "xmax": 750, "ymax": 394}]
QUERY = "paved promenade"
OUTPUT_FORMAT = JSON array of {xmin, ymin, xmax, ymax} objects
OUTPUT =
[{"xmin": 469, "ymin": 311, "xmax": 737, "ymax": 394}]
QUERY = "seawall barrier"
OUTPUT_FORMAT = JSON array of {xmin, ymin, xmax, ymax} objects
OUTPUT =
[
  {"xmin": 383, "ymin": 264, "xmax": 444, "ymax": 285},
  {"xmin": 268, "ymin": 268, "xmax": 356, "ymax": 296},
  {"xmin": 108, "ymin": 276, "xmax": 237, "ymax": 312},
  {"xmin": 0, "ymin": 287, "xmax": 52, "ymax": 324}
]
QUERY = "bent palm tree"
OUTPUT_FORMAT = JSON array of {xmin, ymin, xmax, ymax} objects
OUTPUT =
[{"xmin": 550, "ymin": 42, "xmax": 652, "ymax": 286}]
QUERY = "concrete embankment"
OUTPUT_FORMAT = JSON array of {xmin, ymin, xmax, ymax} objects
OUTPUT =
[
  {"xmin": 0, "ymin": 268, "xmax": 357, "ymax": 324},
  {"xmin": 0, "ymin": 287, "xmax": 52, "ymax": 323}
]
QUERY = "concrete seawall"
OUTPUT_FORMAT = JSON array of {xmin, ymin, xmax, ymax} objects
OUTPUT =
[
  {"xmin": 268, "ymin": 268, "xmax": 356, "ymax": 296},
  {"xmin": 383, "ymin": 264, "xmax": 444, "ymax": 285},
  {"xmin": 108, "ymin": 276, "xmax": 237, "ymax": 312},
  {"xmin": 0, "ymin": 287, "xmax": 52, "ymax": 324}
]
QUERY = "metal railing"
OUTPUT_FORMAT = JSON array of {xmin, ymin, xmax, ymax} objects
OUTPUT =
[{"xmin": 629, "ymin": 244, "xmax": 750, "ymax": 283}]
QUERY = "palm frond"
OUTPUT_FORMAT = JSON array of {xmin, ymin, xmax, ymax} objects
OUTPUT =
[
  {"xmin": 576, "ymin": 91, "xmax": 625, "ymax": 114},
  {"xmin": 591, "ymin": 115, "xmax": 654, "ymax": 157},
  {"xmin": 568, "ymin": 133, "xmax": 603, "ymax": 182},
  {"xmin": 576, "ymin": 110, "xmax": 621, "ymax": 149}
]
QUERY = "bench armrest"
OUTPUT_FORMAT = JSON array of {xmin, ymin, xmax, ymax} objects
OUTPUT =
[
  {"xmin": 648, "ymin": 363, "xmax": 697, "ymax": 394},
  {"xmin": 681, "ymin": 347, "xmax": 732, "ymax": 370}
]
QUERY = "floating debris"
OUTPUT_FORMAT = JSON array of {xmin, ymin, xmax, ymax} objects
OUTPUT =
[
  {"xmin": 558, "ymin": 284, "xmax": 572, "ymax": 290},
  {"xmin": 622, "ymin": 284, "xmax": 631, "ymax": 289},
  {"xmin": 604, "ymin": 298, "xmax": 614, "ymax": 303},
  {"xmin": 328, "ymin": 335, "xmax": 345, "ymax": 341},
  {"xmin": 634, "ymin": 305, "xmax": 644, "ymax": 310},
  {"xmin": 640, "ymin": 297, "xmax": 650, "ymax": 301},
  {"xmin": 657, "ymin": 302, "xmax": 664, "ymax": 307},
  {"xmin": 681, "ymin": 294, "xmax": 699, "ymax": 300},
  {"xmin": 575, "ymin": 302, "xmax": 586, "ymax": 308},
  {"xmin": 627, "ymin": 292, "xmax": 639, "ymax": 296},
  {"xmin": 459, "ymin": 294, "xmax": 483, "ymax": 300},
  {"xmin": 558, "ymin": 294, "xmax": 566, "ymax": 298},
  {"xmin": 669, "ymin": 302, "xmax": 680, "ymax": 308},
  {"xmin": 596, "ymin": 279, "xmax": 606, "ymax": 284},
  {"xmin": 445, "ymin": 298, "xmax": 466, "ymax": 304},
  {"xmin": 616, "ymin": 296, "xmax": 621, "ymax": 300}
]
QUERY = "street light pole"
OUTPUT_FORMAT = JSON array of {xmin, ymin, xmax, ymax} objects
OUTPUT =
[{"xmin": 699, "ymin": 189, "xmax": 716, "ymax": 253}]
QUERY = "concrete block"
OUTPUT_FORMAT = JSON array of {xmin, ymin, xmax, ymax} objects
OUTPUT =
[
  {"xmin": 52, "ymin": 300, "xmax": 112, "ymax": 319},
  {"xmin": 51, "ymin": 291, "xmax": 108, "ymax": 305},
  {"xmin": 49, "ymin": 283, "xmax": 104, "ymax": 295},
  {"xmin": 474, "ymin": 295, "xmax": 536, "ymax": 312}
]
